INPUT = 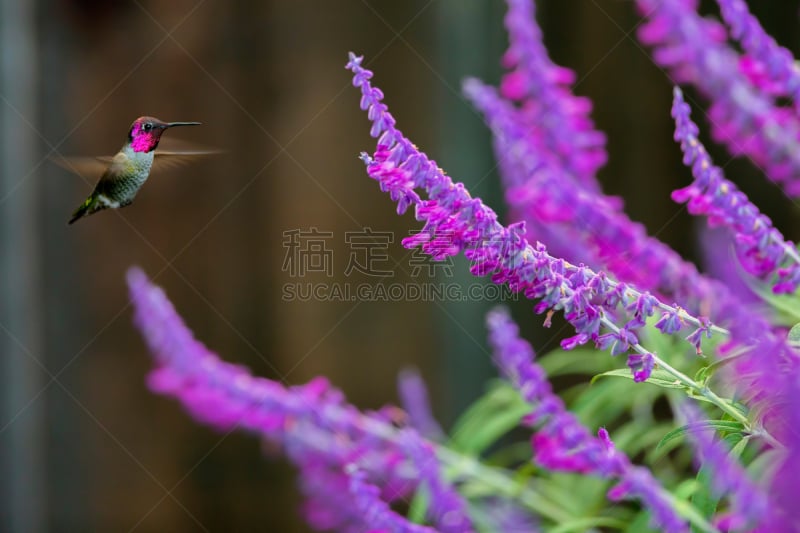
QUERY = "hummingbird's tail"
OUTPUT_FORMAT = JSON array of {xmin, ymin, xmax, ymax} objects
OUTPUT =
[{"xmin": 68, "ymin": 195, "xmax": 96, "ymax": 225}]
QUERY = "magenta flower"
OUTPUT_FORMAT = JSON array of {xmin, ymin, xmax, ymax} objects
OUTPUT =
[
  {"xmin": 347, "ymin": 53, "xmax": 721, "ymax": 378},
  {"xmin": 463, "ymin": 77, "xmax": 737, "ymax": 320},
  {"xmin": 397, "ymin": 369, "xmax": 444, "ymax": 441},
  {"xmin": 636, "ymin": 0, "xmax": 800, "ymax": 194},
  {"xmin": 346, "ymin": 466, "xmax": 437, "ymax": 533},
  {"xmin": 501, "ymin": 0, "xmax": 607, "ymax": 190},
  {"xmin": 715, "ymin": 0, "xmax": 800, "ymax": 108},
  {"xmin": 671, "ymin": 86, "xmax": 800, "ymax": 294},
  {"xmin": 128, "ymin": 267, "xmax": 473, "ymax": 532},
  {"xmin": 401, "ymin": 431, "xmax": 474, "ymax": 533},
  {"xmin": 462, "ymin": 78, "xmax": 603, "ymax": 268},
  {"xmin": 486, "ymin": 307, "xmax": 688, "ymax": 532},
  {"xmin": 627, "ymin": 353, "xmax": 655, "ymax": 383}
]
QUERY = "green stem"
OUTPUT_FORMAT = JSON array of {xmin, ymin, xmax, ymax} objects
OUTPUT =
[
  {"xmin": 599, "ymin": 317, "xmax": 751, "ymax": 427},
  {"xmin": 357, "ymin": 411, "xmax": 572, "ymax": 523},
  {"xmin": 435, "ymin": 447, "xmax": 574, "ymax": 523},
  {"xmin": 651, "ymin": 351, "xmax": 749, "ymax": 427}
]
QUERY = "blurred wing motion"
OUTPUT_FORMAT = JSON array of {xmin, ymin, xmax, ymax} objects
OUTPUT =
[
  {"xmin": 51, "ymin": 155, "xmax": 108, "ymax": 179},
  {"xmin": 149, "ymin": 137, "xmax": 225, "ymax": 171},
  {"xmin": 53, "ymin": 139, "xmax": 223, "ymax": 179}
]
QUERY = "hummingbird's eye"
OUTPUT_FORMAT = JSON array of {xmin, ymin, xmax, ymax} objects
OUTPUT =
[{"xmin": 143, "ymin": 123, "xmax": 153, "ymax": 132}]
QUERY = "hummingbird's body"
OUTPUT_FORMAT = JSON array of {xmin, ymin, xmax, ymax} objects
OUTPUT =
[{"xmin": 67, "ymin": 116, "xmax": 202, "ymax": 224}]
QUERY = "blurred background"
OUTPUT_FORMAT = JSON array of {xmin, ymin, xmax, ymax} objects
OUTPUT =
[{"xmin": 1, "ymin": 0, "xmax": 799, "ymax": 531}]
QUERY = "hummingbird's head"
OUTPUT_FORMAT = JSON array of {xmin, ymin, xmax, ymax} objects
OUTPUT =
[{"xmin": 128, "ymin": 116, "xmax": 201, "ymax": 153}]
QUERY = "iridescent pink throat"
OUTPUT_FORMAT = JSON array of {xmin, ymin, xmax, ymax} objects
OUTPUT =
[{"xmin": 130, "ymin": 126, "xmax": 161, "ymax": 153}]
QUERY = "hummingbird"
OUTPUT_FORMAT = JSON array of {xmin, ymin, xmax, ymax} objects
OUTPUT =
[{"xmin": 63, "ymin": 116, "xmax": 212, "ymax": 224}]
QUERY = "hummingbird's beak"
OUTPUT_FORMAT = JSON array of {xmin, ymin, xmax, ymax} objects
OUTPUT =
[{"xmin": 164, "ymin": 121, "xmax": 202, "ymax": 128}]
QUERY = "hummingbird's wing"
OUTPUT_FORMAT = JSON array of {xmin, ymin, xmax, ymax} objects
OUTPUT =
[
  {"xmin": 52, "ymin": 139, "xmax": 221, "ymax": 179},
  {"xmin": 52, "ymin": 152, "xmax": 132, "ymax": 180},
  {"xmin": 152, "ymin": 150, "xmax": 222, "ymax": 171},
  {"xmin": 151, "ymin": 137, "xmax": 223, "ymax": 171},
  {"xmin": 51, "ymin": 155, "xmax": 109, "ymax": 179}
]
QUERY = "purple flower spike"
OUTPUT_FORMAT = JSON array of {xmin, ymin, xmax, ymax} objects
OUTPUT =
[
  {"xmin": 502, "ymin": 0, "xmax": 607, "ymax": 190},
  {"xmin": 636, "ymin": 0, "xmax": 800, "ymax": 194},
  {"xmin": 715, "ymin": 0, "xmax": 800, "ymax": 110},
  {"xmin": 462, "ymin": 77, "xmax": 733, "ymax": 320},
  {"xmin": 671, "ymin": 87, "xmax": 800, "ymax": 294},
  {"xmin": 402, "ymin": 432, "xmax": 475, "ymax": 533},
  {"xmin": 346, "ymin": 465, "xmax": 437, "ymax": 533},
  {"xmin": 299, "ymin": 460, "xmax": 363, "ymax": 532},
  {"xmin": 127, "ymin": 266, "xmax": 464, "ymax": 532},
  {"xmin": 607, "ymin": 467, "xmax": 689, "ymax": 533},
  {"xmin": 348, "ymin": 54, "xmax": 720, "ymax": 364},
  {"xmin": 678, "ymin": 403, "xmax": 768, "ymax": 528},
  {"xmin": 397, "ymin": 369, "xmax": 444, "ymax": 441},
  {"xmin": 486, "ymin": 308, "xmax": 688, "ymax": 531}
]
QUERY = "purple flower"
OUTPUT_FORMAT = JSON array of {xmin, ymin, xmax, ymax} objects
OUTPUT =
[
  {"xmin": 463, "ymin": 77, "xmax": 732, "ymax": 320},
  {"xmin": 501, "ymin": 0, "xmax": 607, "ymax": 190},
  {"xmin": 474, "ymin": 499, "xmax": 539, "ymax": 532},
  {"xmin": 715, "ymin": 0, "xmax": 800, "ymax": 109},
  {"xmin": 685, "ymin": 317, "xmax": 712, "ymax": 354},
  {"xmin": 347, "ymin": 53, "xmax": 719, "ymax": 368},
  {"xmin": 401, "ymin": 431, "xmax": 474, "ymax": 533},
  {"xmin": 655, "ymin": 308, "xmax": 684, "ymax": 335},
  {"xmin": 607, "ymin": 467, "xmax": 689, "ymax": 533},
  {"xmin": 698, "ymin": 225, "xmax": 759, "ymax": 304},
  {"xmin": 463, "ymin": 77, "xmax": 603, "ymax": 268},
  {"xmin": 485, "ymin": 307, "xmax": 688, "ymax": 532},
  {"xmin": 636, "ymin": 0, "xmax": 800, "ymax": 194},
  {"xmin": 713, "ymin": 302, "xmax": 800, "ymax": 529},
  {"xmin": 671, "ymin": 87, "xmax": 800, "ymax": 294},
  {"xmin": 397, "ymin": 369, "xmax": 444, "ymax": 441},
  {"xmin": 678, "ymin": 403, "xmax": 767, "ymax": 528},
  {"xmin": 127, "ymin": 267, "xmax": 470, "ymax": 531},
  {"xmin": 627, "ymin": 352, "xmax": 655, "ymax": 382},
  {"xmin": 762, "ymin": 379, "xmax": 800, "ymax": 531},
  {"xmin": 299, "ymin": 459, "xmax": 363, "ymax": 532},
  {"xmin": 596, "ymin": 326, "xmax": 639, "ymax": 356},
  {"xmin": 346, "ymin": 465, "xmax": 437, "ymax": 533}
]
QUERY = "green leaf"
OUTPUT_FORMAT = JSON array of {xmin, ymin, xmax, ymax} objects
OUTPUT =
[
  {"xmin": 614, "ymin": 422, "xmax": 675, "ymax": 458},
  {"xmin": 789, "ymin": 323, "xmax": 800, "ymax": 347},
  {"xmin": 571, "ymin": 377, "xmax": 648, "ymax": 426},
  {"xmin": 671, "ymin": 479, "xmax": 698, "ymax": 500},
  {"xmin": 537, "ymin": 348, "xmax": 615, "ymax": 377},
  {"xmin": 550, "ymin": 516, "xmax": 628, "ymax": 533},
  {"xmin": 655, "ymin": 420, "xmax": 745, "ymax": 453},
  {"xmin": 621, "ymin": 510, "xmax": 659, "ymax": 533},
  {"xmin": 689, "ymin": 434, "xmax": 744, "ymax": 529},
  {"xmin": 592, "ymin": 368, "xmax": 686, "ymax": 390},
  {"xmin": 725, "ymin": 433, "xmax": 746, "ymax": 459},
  {"xmin": 447, "ymin": 382, "xmax": 530, "ymax": 455},
  {"xmin": 534, "ymin": 473, "xmax": 609, "ymax": 516},
  {"xmin": 672, "ymin": 495, "xmax": 718, "ymax": 533},
  {"xmin": 694, "ymin": 365, "xmax": 711, "ymax": 386},
  {"xmin": 693, "ymin": 350, "xmax": 746, "ymax": 384},
  {"xmin": 690, "ymin": 464, "xmax": 719, "ymax": 527},
  {"xmin": 749, "ymin": 277, "xmax": 800, "ymax": 325},
  {"xmin": 483, "ymin": 441, "xmax": 535, "ymax": 468},
  {"xmin": 407, "ymin": 486, "xmax": 430, "ymax": 523},
  {"xmin": 747, "ymin": 447, "xmax": 782, "ymax": 479}
]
